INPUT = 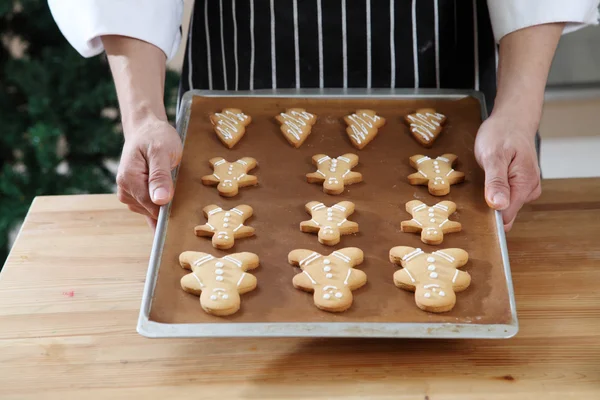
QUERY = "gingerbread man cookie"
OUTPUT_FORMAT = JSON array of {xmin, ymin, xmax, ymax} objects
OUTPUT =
[
  {"xmin": 180, "ymin": 251, "xmax": 259, "ymax": 316},
  {"xmin": 210, "ymin": 108, "xmax": 252, "ymax": 148},
  {"xmin": 306, "ymin": 154, "xmax": 363, "ymax": 195},
  {"xmin": 408, "ymin": 154, "xmax": 465, "ymax": 196},
  {"xmin": 275, "ymin": 108, "xmax": 317, "ymax": 148},
  {"xmin": 404, "ymin": 108, "xmax": 447, "ymax": 147},
  {"xmin": 201, "ymin": 157, "xmax": 258, "ymax": 197},
  {"xmin": 344, "ymin": 109, "xmax": 386, "ymax": 149},
  {"xmin": 288, "ymin": 248, "xmax": 367, "ymax": 313},
  {"xmin": 389, "ymin": 246, "xmax": 470, "ymax": 313},
  {"xmin": 401, "ymin": 200, "xmax": 462, "ymax": 245},
  {"xmin": 300, "ymin": 201, "xmax": 359, "ymax": 246},
  {"xmin": 194, "ymin": 205, "xmax": 255, "ymax": 250}
]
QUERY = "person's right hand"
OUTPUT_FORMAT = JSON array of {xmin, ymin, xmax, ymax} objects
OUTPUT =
[{"xmin": 116, "ymin": 116, "xmax": 183, "ymax": 228}]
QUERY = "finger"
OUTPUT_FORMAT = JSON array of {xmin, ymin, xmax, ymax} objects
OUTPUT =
[
  {"xmin": 117, "ymin": 170, "xmax": 160, "ymax": 219},
  {"xmin": 480, "ymin": 153, "xmax": 511, "ymax": 211},
  {"xmin": 504, "ymin": 218, "xmax": 516, "ymax": 232},
  {"xmin": 147, "ymin": 145, "xmax": 176, "ymax": 206},
  {"xmin": 145, "ymin": 216, "xmax": 157, "ymax": 231}
]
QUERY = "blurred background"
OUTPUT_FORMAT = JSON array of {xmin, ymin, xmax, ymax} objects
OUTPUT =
[{"xmin": 1, "ymin": 0, "xmax": 599, "ymax": 267}]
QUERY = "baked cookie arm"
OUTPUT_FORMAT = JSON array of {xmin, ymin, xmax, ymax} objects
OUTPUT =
[
  {"xmin": 236, "ymin": 272, "xmax": 258, "ymax": 293},
  {"xmin": 401, "ymin": 219, "xmax": 423, "ymax": 232},
  {"xmin": 300, "ymin": 219, "xmax": 321, "ymax": 232},
  {"xmin": 409, "ymin": 154, "xmax": 426, "ymax": 169},
  {"xmin": 407, "ymin": 173, "xmax": 428, "ymax": 185},
  {"xmin": 238, "ymin": 157, "xmax": 257, "ymax": 170},
  {"xmin": 179, "ymin": 251, "xmax": 212, "ymax": 270},
  {"xmin": 447, "ymin": 170, "xmax": 465, "ymax": 184},
  {"xmin": 441, "ymin": 220, "xmax": 462, "ymax": 233},
  {"xmin": 194, "ymin": 224, "xmax": 216, "ymax": 237},
  {"xmin": 439, "ymin": 153, "xmax": 458, "ymax": 165},
  {"xmin": 233, "ymin": 225, "xmax": 255, "ymax": 238},
  {"xmin": 209, "ymin": 157, "xmax": 225, "ymax": 167},
  {"xmin": 343, "ymin": 171, "xmax": 363, "ymax": 184},
  {"xmin": 201, "ymin": 174, "xmax": 220, "ymax": 185},
  {"xmin": 345, "ymin": 268, "xmax": 367, "ymax": 290},
  {"xmin": 180, "ymin": 272, "xmax": 204, "ymax": 295},
  {"xmin": 237, "ymin": 174, "xmax": 258, "ymax": 186},
  {"xmin": 393, "ymin": 268, "xmax": 417, "ymax": 289},
  {"xmin": 306, "ymin": 172, "xmax": 326, "ymax": 183},
  {"xmin": 292, "ymin": 271, "xmax": 316, "ymax": 292}
]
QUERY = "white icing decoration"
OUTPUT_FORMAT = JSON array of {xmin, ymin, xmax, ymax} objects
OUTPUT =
[
  {"xmin": 208, "ymin": 207, "xmax": 223, "ymax": 216},
  {"xmin": 326, "ymin": 273, "xmax": 333, "ymax": 279},
  {"xmin": 347, "ymin": 112, "xmax": 381, "ymax": 144},
  {"xmin": 424, "ymin": 292, "xmax": 431, "ymax": 298},
  {"xmin": 216, "ymin": 276, "xmax": 224, "ymax": 281},
  {"xmin": 233, "ymin": 224, "xmax": 243, "ymax": 232},
  {"xmin": 452, "ymin": 270, "xmax": 459, "ymax": 283},
  {"xmin": 430, "ymin": 218, "xmax": 435, "ymax": 223},
  {"xmin": 407, "ymin": 112, "xmax": 444, "ymax": 141},
  {"xmin": 303, "ymin": 271, "xmax": 318, "ymax": 284},
  {"xmin": 323, "ymin": 259, "xmax": 331, "ymax": 265},
  {"xmin": 418, "ymin": 170, "xmax": 428, "ymax": 178},
  {"xmin": 193, "ymin": 254, "xmax": 215, "ymax": 267},
  {"xmin": 213, "ymin": 173, "xmax": 220, "ymax": 179},
  {"xmin": 338, "ymin": 156, "xmax": 351, "ymax": 163},
  {"xmin": 446, "ymin": 169, "xmax": 454, "ymax": 177},
  {"xmin": 337, "ymin": 219, "xmax": 347, "ymax": 226},
  {"xmin": 317, "ymin": 156, "xmax": 330, "ymax": 164},
  {"xmin": 332, "ymin": 251, "xmax": 351, "ymax": 263},
  {"xmin": 439, "ymin": 219, "xmax": 449, "ymax": 227},
  {"xmin": 231, "ymin": 208, "xmax": 244, "ymax": 216},
  {"xmin": 429, "ymin": 272, "xmax": 438, "ymax": 279},
  {"xmin": 223, "ymin": 294, "xmax": 229, "ymax": 299},
  {"xmin": 412, "ymin": 204, "xmax": 427, "ymax": 212},
  {"xmin": 210, "ymin": 295, "xmax": 218, "ymax": 300},
  {"xmin": 423, "ymin": 284, "xmax": 440, "ymax": 289},
  {"xmin": 299, "ymin": 252, "xmax": 321, "ymax": 266},
  {"xmin": 214, "ymin": 159, "xmax": 226, "ymax": 166},
  {"xmin": 323, "ymin": 293, "xmax": 331, "ymax": 299},
  {"xmin": 433, "ymin": 250, "xmax": 455, "ymax": 263},
  {"xmin": 215, "ymin": 269, "xmax": 224, "ymax": 275},
  {"xmin": 225, "ymin": 212, "xmax": 231, "ymax": 217},
  {"xmin": 214, "ymin": 110, "xmax": 249, "ymax": 140},
  {"xmin": 427, "ymin": 257, "xmax": 435, "ymax": 263},
  {"xmin": 191, "ymin": 273, "xmax": 205, "ymax": 288},
  {"xmin": 324, "ymin": 266, "xmax": 331, "ymax": 272},
  {"xmin": 416, "ymin": 156, "xmax": 430, "ymax": 164},
  {"xmin": 335, "ymin": 292, "xmax": 343, "ymax": 298},
  {"xmin": 279, "ymin": 110, "xmax": 314, "ymax": 140},
  {"xmin": 428, "ymin": 213, "xmax": 434, "ymax": 217},
  {"xmin": 439, "ymin": 291, "xmax": 446, "ymax": 297},
  {"xmin": 343, "ymin": 269, "xmax": 352, "ymax": 285},
  {"xmin": 434, "ymin": 204, "xmax": 448, "ymax": 211},
  {"xmin": 206, "ymin": 223, "xmax": 216, "ymax": 231},
  {"xmin": 312, "ymin": 203, "xmax": 325, "ymax": 211},
  {"xmin": 236, "ymin": 272, "xmax": 246, "ymax": 287},
  {"xmin": 411, "ymin": 218, "xmax": 422, "ymax": 226},
  {"xmin": 402, "ymin": 248, "xmax": 423, "ymax": 262},
  {"xmin": 428, "ymin": 265, "xmax": 436, "ymax": 271},
  {"xmin": 404, "ymin": 268, "xmax": 416, "ymax": 283},
  {"xmin": 437, "ymin": 156, "xmax": 450, "ymax": 162},
  {"xmin": 237, "ymin": 159, "xmax": 247, "ymax": 166},
  {"xmin": 223, "ymin": 223, "xmax": 229, "ymax": 228},
  {"xmin": 223, "ymin": 255, "xmax": 242, "ymax": 267}
]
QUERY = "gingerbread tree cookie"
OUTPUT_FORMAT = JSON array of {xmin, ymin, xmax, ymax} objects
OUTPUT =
[
  {"xmin": 194, "ymin": 205, "xmax": 255, "ymax": 250},
  {"xmin": 288, "ymin": 248, "xmax": 367, "ymax": 313},
  {"xmin": 408, "ymin": 154, "xmax": 465, "ymax": 196},
  {"xmin": 201, "ymin": 157, "xmax": 258, "ymax": 197},
  {"xmin": 300, "ymin": 201, "xmax": 359, "ymax": 246},
  {"xmin": 180, "ymin": 251, "xmax": 259, "ymax": 316},
  {"xmin": 401, "ymin": 200, "xmax": 462, "ymax": 245},
  {"xmin": 404, "ymin": 108, "xmax": 447, "ymax": 147},
  {"xmin": 275, "ymin": 108, "xmax": 317, "ymax": 148},
  {"xmin": 344, "ymin": 109, "xmax": 386, "ymax": 149},
  {"xmin": 306, "ymin": 154, "xmax": 363, "ymax": 195},
  {"xmin": 210, "ymin": 108, "xmax": 252, "ymax": 148},
  {"xmin": 389, "ymin": 246, "xmax": 471, "ymax": 313}
]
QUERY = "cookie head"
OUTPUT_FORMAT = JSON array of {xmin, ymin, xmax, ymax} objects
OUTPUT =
[
  {"xmin": 313, "ymin": 284, "xmax": 353, "ymax": 312},
  {"xmin": 415, "ymin": 283, "xmax": 456, "ymax": 312},
  {"xmin": 200, "ymin": 288, "xmax": 241, "ymax": 316}
]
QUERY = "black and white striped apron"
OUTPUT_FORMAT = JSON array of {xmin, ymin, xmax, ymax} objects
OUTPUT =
[{"xmin": 180, "ymin": 0, "xmax": 498, "ymax": 112}]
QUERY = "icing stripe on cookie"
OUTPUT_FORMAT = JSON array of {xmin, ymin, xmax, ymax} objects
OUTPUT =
[
  {"xmin": 191, "ymin": 273, "xmax": 206, "ymax": 288},
  {"xmin": 233, "ymin": 224, "xmax": 243, "ymax": 232},
  {"xmin": 412, "ymin": 204, "xmax": 427, "ymax": 212},
  {"xmin": 303, "ymin": 270, "xmax": 318, "ymax": 284},
  {"xmin": 236, "ymin": 173, "xmax": 246, "ymax": 181},
  {"xmin": 411, "ymin": 218, "xmax": 423, "ymax": 226},
  {"xmin": 310, "ymin": 219, "xmax": 320, "ymax": 226},
  {"xmin": 418, "ymin": 170, "xmax": 428, "ymax": 178},
  {"xmin": 416, "ymin": 156, "xmax": 430, "ymax": 164},
  {"xmin": 404, "ymin": 268, "xmax": 416, "ymax": 283},
  {"xmin": 342, "ymin": 170, "xmax": 350, "ymax": 178},
  {"xmin": 206, "ymin": 223, "xmax": 216, "ymax": 231},
  {"xmin": 208, "ymin": 207, "xmax": 223, "ymax": 216},
  {"xmin": 214, "ymin": 159, "xmax": 226, "ymax": 166},
  {"xmin": 332, "ymin": 251, "xmax": 351, "ymax": 263},
  {"xmin": 439, "ymin": 219, "xmax": 449, "ymax": 227},
  {"xmin": 311, "ymin": 203, "xmax": 326, "ymax": 211},
  {"xmin": 237, "ymin": 159, "xmax": 248, "ymax": 166},
  {"xmin": 317, "ymin": 156, "xmax": 331, "ymax": 164},
  {"xmin": 337, "ymin": 156, "xmax": 351, "ymax": 163},
  {"xmin": 337, "ymin": 218, "xmax": 347, "ymax": 226},
  {"xmin": 193, "ymin": 254, "xmax": 215, "ymax": 267},
  {"xmin": 437, "ymin": 156, "xmax": 450, "ymax": 163},
  {"xmin": 332, "ymin": 204, "xmax": 347, "ymax": 212},
  {"xmin": 452, "ymin": 270, "xmax": 459, "ymax": 283},
  {"xmin": 402, "ymin": 248, "xmax": 423, "ymax": 262},
  {"xmin": 433, "ymin": 204, "xmax": 449, "ymax": 211},
  {"xmin": 433, "ymin": 250, "xmax": 455, "ymax": 263},
  {"xmin": 236, "ymin": 272, "xmax": 247, "ymax": 287},
  {"xmin": 343, "ymin": 269, "xmax": 352, "ymax": 285},
  {"xmin": 223, "ymin": 255, "xmax": 243, "ymax": 267},
  {"xmin": 446, "ymin": 169, "xmax": 454, "ymax": 177},
  {"xmin": 231, "ymin": 208, "xmax": 244, "ymax": 216},
  {"xmin": 300, "ymin": 252, "xmax": 321, "ymax": 266},
  {"xmin": 213, "ymin": 173, "xmax": 221, "ymax": 180}
]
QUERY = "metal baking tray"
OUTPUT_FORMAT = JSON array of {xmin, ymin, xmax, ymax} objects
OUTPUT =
[{"xmin": 137, "ymin": 89, "xmax": 518, "ymax": 339}]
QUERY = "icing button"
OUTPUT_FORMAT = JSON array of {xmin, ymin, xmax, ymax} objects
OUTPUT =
[
  {"xmin": 428, "ymin": 265, "xmax": 436, "ymax": 271},
  {"xmin": 424, "ymin": 292, "xmax": 431, "ymax": 298},
  {"xmin": 326, "ymin": 273, "xmax": 333, "ymax": 279},
  {"xmin": 323, "ymin": 293, "xmax": 331, "ymax": 300},
  {"xmin": 427, "ymin": 257, "xmax": 435, "ymax": 262},
  {"xmin": 429, "ymin": 272, "xmax": 438, "ymax": 279},
  {"xmin": 323, "ymin": 259, "xmax": 331, "ymax": 264},
  {"xmin": 216, "ymin": 276, "xmax": 224, "ymax": 281},
  {"xmin": 439, "ymin": 291, "xmax": 446, "ymax": 297},
  {"xmin": 335, "ymin": 292, "xmax": 343, "ymax": 298}
]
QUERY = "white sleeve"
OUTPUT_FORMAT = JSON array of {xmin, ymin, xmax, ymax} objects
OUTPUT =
[
  {"xmin": 487, "ymin": 0, "xmax": 600, "ymax": 42},
  {"xmin": 48, "ymin": 0, "xmax": 184, "ymax": 60}
]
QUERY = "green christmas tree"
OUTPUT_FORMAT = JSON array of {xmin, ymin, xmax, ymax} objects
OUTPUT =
[{"xmin": 0, "ymin": 0, "xmax": 180, "ymax": 266}]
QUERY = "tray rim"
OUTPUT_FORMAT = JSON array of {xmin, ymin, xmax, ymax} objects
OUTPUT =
[{"xmin": 137, "ymin": 88, "xmax": 519, "ymax": 339}]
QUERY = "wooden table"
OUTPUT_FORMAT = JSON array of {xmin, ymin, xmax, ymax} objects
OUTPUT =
[{"xmin": 1, "ymin": 178, "xmax": 599, "ymax": 400}]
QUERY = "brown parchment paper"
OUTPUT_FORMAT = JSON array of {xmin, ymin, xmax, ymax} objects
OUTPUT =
[{"xmin": 148, "ymin": 95, "xmax": 512, "ymax": 326}]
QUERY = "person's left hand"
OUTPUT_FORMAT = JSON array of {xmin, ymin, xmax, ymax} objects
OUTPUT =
[{"xmin": 474, "ymin": 113, "xmax": 542, "ymax": 231}]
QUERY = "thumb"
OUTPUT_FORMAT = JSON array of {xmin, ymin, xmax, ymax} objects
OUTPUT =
[
  {"xmin": 147, "ymin": 148, "xmax": 175, "ymax": 206},
  {"xmin": 481, "ymin": 156, "xmax": 511, "ymax": 211}
]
